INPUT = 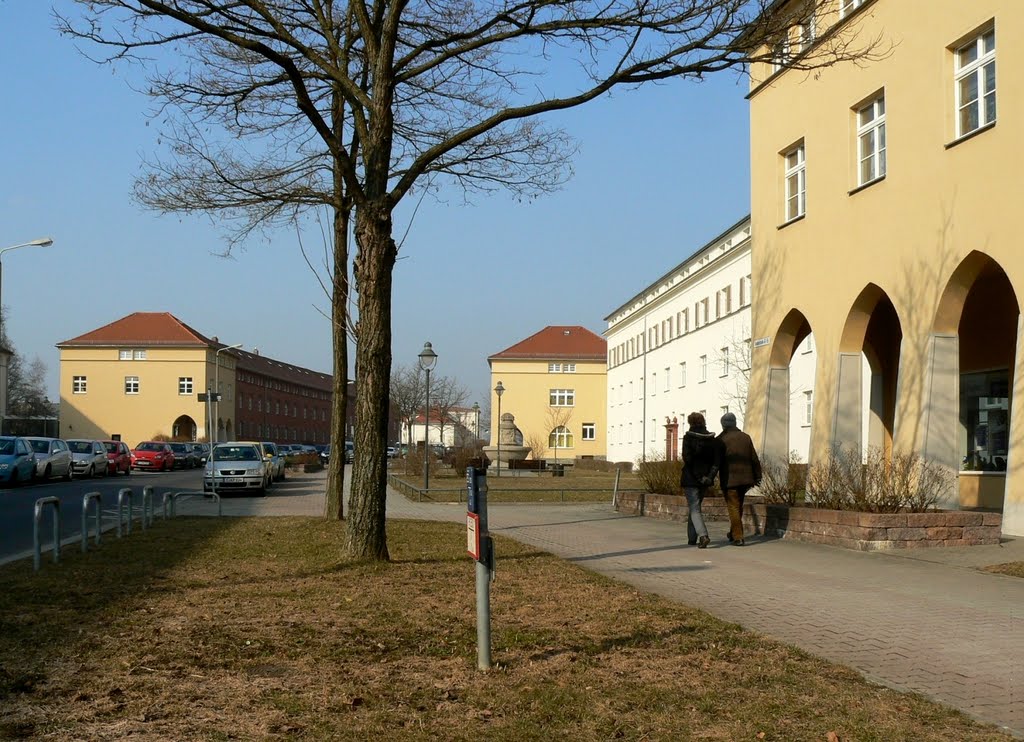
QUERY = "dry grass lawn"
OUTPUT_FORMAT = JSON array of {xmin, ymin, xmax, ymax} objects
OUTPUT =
[
  {"xmin": 981, "ymin": 562, "xmax": 1024, "ymax": 578},
  {"xmin": 0, "ymin": 517, "xmax": 1008, "ymax": 740}
]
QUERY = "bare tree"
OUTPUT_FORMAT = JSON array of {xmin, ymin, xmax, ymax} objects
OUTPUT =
[
  {"xmin": 525, "ymin": 431, "xmax": 547, "ymax": 462},
  {"xmin": 62, "ymin": 0, "xmax": 882, "ymax": 560},
  {"xmin": 390, "ymin": 363, "xmax": 424, "ymax": 452},
  {"xmin": 430, "ymin": 375, "xmax": 470, "ymax": 449},
  {"xmin": 546, "ymin": 406, "xmax": 574, "ymax": 468}
]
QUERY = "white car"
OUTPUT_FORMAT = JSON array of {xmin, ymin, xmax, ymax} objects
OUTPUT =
[
  {"xmin": 26, "ymin": 437, "xmax": 74, "ymax": 481},
  {"xmin": 66, "ymin": 439, "xmax": 109, "ymax": 478},
  {"xmin": 204, "ymin": 442, "xmax": 269, "ymax": 496}
]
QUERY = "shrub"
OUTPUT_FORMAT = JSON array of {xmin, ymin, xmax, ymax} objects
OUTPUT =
[
  {"xmin": 758, "ymin": 454, "xmax": 806, "ymax": 506},
  {"xmin": 635, "ymin": 453, "xmax": 682, "ymax": 496},
  {"xmin": 804, "ymin": 446, "xmax": 949, "ymax": 513}
]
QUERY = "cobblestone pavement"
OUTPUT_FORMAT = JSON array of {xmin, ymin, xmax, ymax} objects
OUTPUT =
[{"xmin": 181, "ymin": 475, "xmax": 1024, "ymax": 736}]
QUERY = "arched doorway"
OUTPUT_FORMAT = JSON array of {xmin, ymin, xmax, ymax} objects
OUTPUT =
[
  {"xmin": 835, "ymin": 284, "xmax": 903, "ymax": 458},
  {"xmin": 172, "ymin": 415, "xmax": 198, "ymax": 442},
  {"xmin": 761, "ymin": 309, "xmax": 814, "ymax": 466},
  {"xmin": 928, "ymin": 252, "xmax": 1020, "ymax": 511}
]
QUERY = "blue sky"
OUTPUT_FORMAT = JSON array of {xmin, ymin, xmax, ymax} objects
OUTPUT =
[{"xmin": 1, "ymin": 1, "xmax": 750, "ymax": 408}]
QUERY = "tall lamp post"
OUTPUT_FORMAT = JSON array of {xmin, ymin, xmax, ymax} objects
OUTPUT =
[
  {"xmin": 472, "ymin": 402, "xmax": 480, "ymax": 447},
  {"xmin": 0, "ymin": 237, "xmax": 54, "ymax": 327},
  {"xmin": 214, "ymin": 343, "xmax": 243, "ymax": 442},
  {"xmin": 418, "ymin": 341, "xmax": 437, "ymax": 490},
  {"xmin": 494, "ymin": 381, "xmax": 504, "ymax": 477}
]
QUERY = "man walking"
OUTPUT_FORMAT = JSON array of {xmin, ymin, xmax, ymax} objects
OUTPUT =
[{"xmin": 717, "ymin": 412, "xmax": 761, "ymax": 546}]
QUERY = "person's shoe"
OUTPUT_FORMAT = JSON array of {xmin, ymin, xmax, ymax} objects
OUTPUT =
[
  {"xmin": 697, "ymin": 535, "xmax": 710, "ymax": 549},
  {"xmin": 726, "ymin": 532, "xmax": 734, "ymax": 543},
  {"xmin": 734, "ymin": 539, "xmax": 745, "ymax": 546},
  {"xmin": 688, "ymin": 541, "xmax": 697, "ymax": 546}
]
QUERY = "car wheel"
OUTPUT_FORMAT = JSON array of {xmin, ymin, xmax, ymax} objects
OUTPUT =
[
  {"xmin": 124, "ymin": 464, "xmax": 131, "ymax": 476},
  {"xmin": 86, "ymin": 464, "xmax": 94, "ymax": 479},
  {"xmin": 64, "ymin": 465, "xmax": 73, "ymax": 482},
  {"xmin": 10, "ymin": 469, "xmax": 18, "ymax": 487},
  {"xmin": 44, "ymin": 465, "xmax": 51, "ymax": 481}
]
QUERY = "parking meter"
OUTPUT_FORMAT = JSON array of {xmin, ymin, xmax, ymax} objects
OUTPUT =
[{"xmin": 466, "ymin": 466, "xmax": 493, "ymax": 670}]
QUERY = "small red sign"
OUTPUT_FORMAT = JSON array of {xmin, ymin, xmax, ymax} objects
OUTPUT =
[{"xmin": 466, "ymin": 512, "xmax": 481, "ymax": 559}]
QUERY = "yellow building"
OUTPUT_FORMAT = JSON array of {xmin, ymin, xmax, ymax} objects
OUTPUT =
[
  {"xmin": 488, "ymin": 326, "xmax": 607, "ymax": 465},
  {"xmin": 58, "ymin": 312, "xmax": 236, "ymax": 445},
  {"xmin": 744, "ymin": 0, "xmax": 1023, "ymax": 533}
]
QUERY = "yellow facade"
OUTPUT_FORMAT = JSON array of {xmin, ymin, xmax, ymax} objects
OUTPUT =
[
  {"xmin": 489, "ymin": 358, "xmax": 607, "ymax": 462},
  {"xmin": 745, "ymin": 0, "xmax": 1024, "ymax": 532},
  {"xmin": 59, "ymin": 346, "xmax": 237, "ymax": 446}
]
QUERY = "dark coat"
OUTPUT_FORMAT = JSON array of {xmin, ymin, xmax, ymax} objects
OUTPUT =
[
  {"xmin": 680, "ymin": 428, "xmax": 720, "ymax": 488},
  {"xmin": 717, "ymin": 428, "xmax": 762, "ymax": 490}
]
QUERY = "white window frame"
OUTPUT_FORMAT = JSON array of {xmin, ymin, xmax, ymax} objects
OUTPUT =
[
  {"xmin": 857, "ymin": 94, "xmax": 886, "ymax": 186},
  {"xmin": 582, "ymin": 423, "xmax": 596, "ymax": 441},
  {"xmin": 804, "ymin": 390, "xmax": 814, "ymax": 426},
  {"xmin": 73, "ymin": 375, "xmax": 87, "ymax": 394},
  {"xmin": 124, "ymin": 376, "xmax": 139, "ymax": 395},
  {"xmin": 798, "ymin": 12, "xmax": 816, "ymax": 52},
  {"xmin": 955, "ymin": 29, "xmax": 996, "ymax": 138},
  {"xmin": 840, "ymin": 0, "xmax": 865, "ymax": 18},
  {"xmin": 699, "ymin": 355, "xmax": 708, "ymax": 383},
  {"xmin": 720, "ymin": 348, "xmax": 730, "ymax": 377},
  {"xmin": 549, "ymin": 426, "xmax": 574, "ymax": 449},
  {"xmin": 179, "ymin": 377, "xmax": 193, "ymax": 395},
  {"xmin": 663, "ymin": 367, "xmax": 671, "ymax": 392},
  {"xmin": 133, "ymin": 349, "xmax": 147, "ymax": 360},
  {"xmin": 549, "ymin": 388, "xmax": 575, "ymax": 407},
  {"xmin": 679, "ymin": 362, "xmax": 687, "ymax": 388},
  {"xmin": 772, "ymin": 35, "xmax": 791, "ymax": 73},
  {"xmin": 119, "ymin": 349, "xmax": 132, "ymax": 360},
  {"xmin": 784, "ymin": 144, "xmax": 806, "ymax": 222},
  {"xmin": 651, "ymin": 372, "xmax": 657, "ymax": 396},
  {"xmin": 548, "ymin": 362, "xmax": 561, "ymax": 372}
]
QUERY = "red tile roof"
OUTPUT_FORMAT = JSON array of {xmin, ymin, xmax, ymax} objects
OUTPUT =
[
  {"xmin": 57, "ymin": 312, "xmax": 214, "ymax": 347},
  {"xmin": 489, "ymin": 326, "xmax": 607, "ymax": 362}
]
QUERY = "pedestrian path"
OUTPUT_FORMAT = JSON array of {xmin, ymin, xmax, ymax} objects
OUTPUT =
[{"xmin": 388, "ymin": 487, "xmax": 1024, "ymax": 737}]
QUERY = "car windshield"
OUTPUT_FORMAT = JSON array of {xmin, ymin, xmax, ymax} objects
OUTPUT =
[
  {"xmin": 28, "ymin": 440, "xmax": 50, "ymax": 454},
  {"xmin": 104, "ymin": 442, "xmax": 119, "ymax": 453},
  {"xmin": 69, "ymin": 441, "xmax": 94, "ymax": 454},
  {"xmin": 136, "ymin": 442, "xmax": 163, "ymax": 451},
  {"xmin": 0, "ymin": 439, "xmax": 15, "ymax": 455},
  {"xmin": 213, "ymin": 445, "xmax": 259, "ymax": 461},
  {"xmin": 170, "ymin": 444, "xmax": 188, "ymax": 453}
]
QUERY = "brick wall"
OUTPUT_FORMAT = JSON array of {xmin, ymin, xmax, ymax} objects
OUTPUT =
[{"xmin": 615, "ymin": 492, "xmax": 1002, "ymax": 550}]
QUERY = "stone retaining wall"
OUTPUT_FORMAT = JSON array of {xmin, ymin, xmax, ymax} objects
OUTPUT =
[{"xmin": 615, "ymin": 492, "xmax": 1002, "ymax": 550}]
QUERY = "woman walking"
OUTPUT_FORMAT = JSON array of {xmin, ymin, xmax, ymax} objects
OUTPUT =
[{"xmin": 679, "ymin": 411, "xmax": 719, "ymax": 549}]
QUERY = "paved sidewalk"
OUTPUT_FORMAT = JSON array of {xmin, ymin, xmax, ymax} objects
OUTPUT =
[{"xmin": 389, "ymin": 489, "xmax": 1024, "ymax": 737}]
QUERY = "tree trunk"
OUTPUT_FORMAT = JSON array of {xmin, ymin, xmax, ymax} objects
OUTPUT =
[
  {"xmin": 345, "ymin": 199, "xmax": 396, "ymax": 560},
  {"xmin": 325, "ymin": 198, "xmax": 350, "ymax": 520}
]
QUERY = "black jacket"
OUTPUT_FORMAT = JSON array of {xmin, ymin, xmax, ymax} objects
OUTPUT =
[
  {"xmin": 717, "ymin": 427, "xmax": 762, "ymax": 490},
  {"xmin": 680, "ymin": 428, "xmax": 720, "ymax": 488}
]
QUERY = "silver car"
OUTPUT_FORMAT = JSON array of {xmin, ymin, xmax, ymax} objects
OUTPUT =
[
  {"xmin": 203, "ymin": 442, "xmax": 267, "ymax": 495},
  {"xmin": 26, "ymin": 437, "xmax": 74, "ymax": 481},
  {"xmin": 66, "ymin": 439, "xmax": 109, "ymax": 478}
]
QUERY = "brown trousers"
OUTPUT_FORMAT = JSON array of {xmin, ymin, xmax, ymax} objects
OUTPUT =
[{"xmin": 723, "ymin": 487, "xmax": 749, "ymax": 542}]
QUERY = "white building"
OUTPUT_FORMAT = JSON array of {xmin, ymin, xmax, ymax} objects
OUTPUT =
[
  {"xmin": 400, "ymin": 406, "xmax": 480, "ymax": 449},
  {"xmin": 605, "ymin": 216, "xmax": 824, "ymax": 465}
]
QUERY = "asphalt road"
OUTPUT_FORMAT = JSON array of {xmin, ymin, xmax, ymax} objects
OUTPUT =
[{"xmin": 0, "ymin": 466, "xmax": 207, "ymax": 563}]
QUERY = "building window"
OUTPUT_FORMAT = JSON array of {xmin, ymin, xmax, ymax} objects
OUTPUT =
[
  {"xmin": 549, "ymin": 426, "xmax": 573, "ymax": 449},
  {"xmin": 133, "ymin": 350, "xmax": 147, "ymax": 360},
  {"xmin": 275, "ymin": 401, "xmax": 280, "ymax": 414},
  {"xmin": 840, "ymin": 0, "xmax": 864, "ymax": 17},
  {"xmin": 784, "ymin": 143, "xmax": 806, "ymax": 221},
  {"xmin": 679, "ymin": 362, "xmax": 687, "ymax": 388},
  {"xmin": 582, "ymin": 423, "xmax": 596, "ymax": 441},
  {"xmin": 124, "ymin": 376, "xmax": 139, "ymax": 395},
  {"xmin": 699, "ymin": 355, "xmax": 708, "ymax": 383},
  {"xmin": 955, "ymin": 29, "xmax": 996, "ymax": 138},
  {"xmin": 664, "ymin": 368, "xmax": 671, "ymax": 392},
  {"xmin": 802, "ymin": 335, "xmax": 815, "ymax": 354},
  {"xmin": 772, "ymin": 35, "xmax": 791, "ymax": 73},
  {"xmin": 73, "ymin": 375, "xmax": 87, "ymax": 394},
  {"xmin": 651, "ymin": 372, "xmax": 657, "ymax": 396},
  {"xmin": 804, "ymin": 391, "xmax": 814, "ymax": 425},
  {"xmin": 721, "ymin": 348, "xmax": 730, "ymax": 377},
  {"xmin": 548, "ymin": 362, "xmax": 561, "ymax": 372},
  {"xmin": 119, "ymin": 349, "xmax": 132, "ymax": 360},
  {"xmin": 798, "ymin": 11, "xmax": 816, "ymax": 51},
  {"xmin": 550, "ymin": 389, "xmax": 575, "ymax": 407},
  {"xmin": 857, "ymin": 95, "xmax": 886, "ymax": 185},
  {"xmin": 179, "ymin": 377, "xmax": 193, "ymax": 395},
  {"xmin": 960, "ymin": 369, "xmax": 1009, "ymax": 471},
  {"xmin": 227, "ymin": 384, "xmax": 233, "ymax": 402},
  {"xmin": 248, "ymin": 397, "xmax": 253, "ymax": 411},
  {"xmin": 721, "ymin": 406, "xmax": 730, "ymax": 418}
]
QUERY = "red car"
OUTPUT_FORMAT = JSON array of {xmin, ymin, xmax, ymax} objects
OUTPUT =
[
  {"xmin": 103, "ymin": 440, "xmax": 132, "ymax": 476},
  {"xmin": 132, "ymin": 441, "xmax": 175, "ymax": 471}
]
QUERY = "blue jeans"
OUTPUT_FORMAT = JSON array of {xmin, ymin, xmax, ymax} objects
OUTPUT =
[{"xmin": 685, "ymin": 486, "xmax": 709, "ymax": 544}]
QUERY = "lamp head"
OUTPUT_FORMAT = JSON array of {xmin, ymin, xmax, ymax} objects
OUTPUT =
[
  {"xmin": 418, "ymin": 341, "xmax": 437, "ymax": 371},
  {"xmin": 30, "ymin": 238, "xmax": 54, "ymax": 247},
  {"xmin": 472, "ymin": 402, "xmax": 480, "ymax": 412},
  {"xmin": 494, "ymin": 381, "xmax": 504, "ymax": 398}
]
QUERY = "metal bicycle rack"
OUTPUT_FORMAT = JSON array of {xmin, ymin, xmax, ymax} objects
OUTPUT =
[
  {"xmin": 163, "ymin": 490, "xmax": 221, "ymax": 519},
  {"xmin": 81, "ymin": 491, "xmax": 102, "ymax": 553},
  {"xmin": 33, "ymin": 497, "xmax": 61, "ymax": 572},
  {"xmin": 141, "ymin": 485, "xmax": 155, "ymax": 530},
  {"xmin": 117, "ymin": 488, "xmax": 133, "ymax": 537}
]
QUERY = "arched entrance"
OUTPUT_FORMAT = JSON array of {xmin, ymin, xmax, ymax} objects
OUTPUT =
[
  {"xmin": 172, "ymin": 415, "xmax": 198, "ymax": 442},
  {"xmin": 835, "ymin": 284, "xmax": 903, "ymax": 458},
  {"xmin": 927, "ymin": 252, "xmax": 1020, "ymax": 511},
  {"xmin": 761, "ymin": 309, "xmax": 814, "ymax": 465}
]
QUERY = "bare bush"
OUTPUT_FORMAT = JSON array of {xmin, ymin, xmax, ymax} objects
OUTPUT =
[
  {"xmin": 804, "ymin": 446, "xmax": 949, "ymax": 512},
  {"xmin": 758, "ymin": 454, "xmax": 806, "ymax": 506},
  {"xmin": 636, "ymin": 453, "xmax": 683, "ymax": 496}
]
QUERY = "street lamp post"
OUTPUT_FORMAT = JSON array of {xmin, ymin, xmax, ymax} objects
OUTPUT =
[
  {"xmin": 418, "ymin": 342, "xmax": 437, "ymax": 491},
  {"xmin": 214, "ymin": 343, "xmax": 243, "ymax": 442},
  {"xmin": 0, "ymin": 237, "xmax": 53, "ymax": 331},
  {"xmin": 494, "ymin": 381, "xmax": 504, "ymax": 477},
  {"xmin": 472, "ymin": 402, "xmax": 480, "ymax": 447}
]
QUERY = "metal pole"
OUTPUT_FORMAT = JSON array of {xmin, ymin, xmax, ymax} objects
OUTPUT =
[
  {"xmin": 612, "ymin": 467, "xmax": 621, "ymax": 508},
  {"xmin": 472, "ymin": 469, "xmax": 492, "ymax": 670},
  {"xmin": 424, "ymin": 367, "xmax": 431, "ymax": 491},
  {"xmin": 215, "ymin": 354, "xmax": 220, "ymax": 443},
  {"xmin": 496, "ymin": 394, "xmax": 502, "ymax": 478}
]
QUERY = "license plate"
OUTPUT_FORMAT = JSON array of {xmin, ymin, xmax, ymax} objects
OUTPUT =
[
  {"xmin": 138, "ymin": 461, "xmax": 150, "ymax": 466},
  {"xmin": 225, "ymin": 477, "xmax": 242, "ymax": 483}
]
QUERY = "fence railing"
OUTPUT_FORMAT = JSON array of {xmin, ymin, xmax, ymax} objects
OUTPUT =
[
  {"xmin": 33, "ymin": 497, "xmax": 61, "ymax": 572},
  {"xmin": 81, "ymin": 491, "xmax": 102, "ymax": 553},
  {"xmin": 387, "ymin": 472, "xmax": 647, "ymax": 504}
]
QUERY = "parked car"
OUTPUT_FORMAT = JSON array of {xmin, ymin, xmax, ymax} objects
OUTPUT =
[
  {"xmin": 132, "ymin": 441, "xmax": 175, "ymax": 471},
  {"xmin": 344, "ymin": 441, "xmax": 354, "ymax": 463},
  {"xmin": 103, "ymin": 440, "xmax": 132, "ymax": 476},
  {"xmin": 67, "ymin": 439, "xmax": 109, "ymax": 478},
  {"xmin": 204, "ymin": 442, "xmax": 268, "ymax": 496},
  {"xmin": 386, "ymin": 445, "xmax": 398, "ymax": 459},
  {"xmin": 260, "ymin": 441, "xmax": 286, "ymax": 482},
  {"xmin": 0, "ymin": 436, "xmax": 38, "ymax": 485},
  {"xmin": 26, "ymin": 437, "xmax": 74, "ymax": 481},
  {"xmin": 320, "ymin": 445, "xmax": 330, "ymax": 465},
  {"xmin": 168, "ymin": 442, "xmax": 198, "ymax": 469},
  {"xmin": 192, "ymin": 443, "xmax": 210, "ymax": 465}
]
